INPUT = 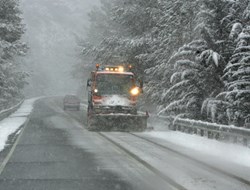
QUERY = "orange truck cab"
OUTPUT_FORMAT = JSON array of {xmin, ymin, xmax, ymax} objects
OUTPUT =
[{"xmin": 86, "ymin": 64, "xmax": 147, "ymax": 131}]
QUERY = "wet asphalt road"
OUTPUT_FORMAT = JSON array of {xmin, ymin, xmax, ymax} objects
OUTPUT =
[{"xmin": 0, "ymin": 98, "xmax": 166, "ymax": 190}]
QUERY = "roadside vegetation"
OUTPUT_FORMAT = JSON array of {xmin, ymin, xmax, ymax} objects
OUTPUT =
[
  {"xmin": 0, "ymin": 0, "xmax": 27, "ymax": 110},
  {"xmin": 79, "ymin": 0, "xmax": 250, "ymax": 128}
]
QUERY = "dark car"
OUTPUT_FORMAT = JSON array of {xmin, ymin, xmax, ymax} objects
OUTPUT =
[{"xmin": 63, "ymin": 95, "xmax": 80, "ymax": 111}]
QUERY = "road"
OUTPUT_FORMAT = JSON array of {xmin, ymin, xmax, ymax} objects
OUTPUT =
[{"xmin": 0, "ymin": 98, "xmax": 249, "ymax": 190}]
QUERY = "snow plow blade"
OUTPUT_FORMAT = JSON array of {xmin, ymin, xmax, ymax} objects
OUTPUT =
[{"xmin": 87, "ymin": 114, "xmax": 148, "ymax": 132}]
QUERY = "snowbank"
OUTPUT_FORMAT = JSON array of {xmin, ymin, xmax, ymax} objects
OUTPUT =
[
  {"xmin": 0, "ymin": 98, "xmax": 38, "ymax": 152},
  {"xmin": 145, "ymin": 131, "xmax": 250, "ymax": 168}
]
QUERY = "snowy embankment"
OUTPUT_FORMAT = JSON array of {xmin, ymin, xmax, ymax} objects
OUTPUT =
[
  {"xmin": 144, "ymin": 131, "xmax": 250, "ymax": 168},
  {"xmin": 0, "ymin": 98, "xmax": 38, "ymax": 152}
]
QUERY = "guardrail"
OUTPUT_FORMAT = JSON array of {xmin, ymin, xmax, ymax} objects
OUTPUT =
[
  {"xmin": 0, "ymin": 100, "xmax": 24, "ymax": 121},
  {"xmin": 157, "ymin": 115, "xmax": 250, "ymax": 147}
]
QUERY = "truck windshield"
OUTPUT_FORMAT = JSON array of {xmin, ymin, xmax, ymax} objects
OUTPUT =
[{"xmin": 95, "ymin": 74, "xmax": 134, "ymax": 96}]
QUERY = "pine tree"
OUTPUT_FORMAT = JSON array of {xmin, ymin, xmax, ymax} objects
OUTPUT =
[
  {"xmin": 142, "ymin": 0, "xmax": 201, "ymax": 108},
  {"xmin": 79, "ymin": 0, "xmax": 162, "ymax": 78},
  {"xmin": 158, "ymin": 40, "xmax": 223, "ymax": 119},
  {"xmin": 146, "ymin": 0, "xmax": 235, "ymax": 119},
  {"xmin": 221, "ymin": 26, "xmax": 250, "ymax": 127},
  {"xmin": 204, "ymin": 0, "xmax": 250, "ymax": 126},
  {"xmin": 0, "ymin": 0, "xmax": 27, "ymax": 108}
]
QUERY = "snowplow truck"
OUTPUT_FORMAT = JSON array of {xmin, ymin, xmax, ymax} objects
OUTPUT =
[{"xmin": 87, "ymin": 64, "xmax": 148, "ymax": 131}]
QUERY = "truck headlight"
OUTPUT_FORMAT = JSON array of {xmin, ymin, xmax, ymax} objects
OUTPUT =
[
  {"xmin": 130, "ymin": 87, "xmax": 140, "ymax": 96},
  {"xmin": 94, "ymin": 89, "xmax": 98, "ymax": 93},
  {"xmin": 118, "ymin": 66, "xmax": 124, "ymax": 72}
]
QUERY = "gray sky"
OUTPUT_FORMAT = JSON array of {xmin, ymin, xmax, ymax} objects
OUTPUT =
[{"xmin": 20, "ymin": 0, "xmax": 99, "ymax": 97}]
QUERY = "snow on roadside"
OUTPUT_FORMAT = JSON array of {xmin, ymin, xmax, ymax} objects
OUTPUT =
[
  {"xmin": 144, "ymin": 131, "xmax": 250, "ymax": 168},
  {"xmin": 0, "ymin": 98, "xmax": 39, "ymax": 152}
]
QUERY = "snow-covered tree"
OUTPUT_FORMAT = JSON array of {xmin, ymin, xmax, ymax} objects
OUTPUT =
[
  {"xmin": 78, "ymin": 0, "xmax": 163, "ymax": 79},
  {"xmin": 0, "ymin": 0, "xmax": 27, "ymax": 108},
  {"xmin": 158, "ymin": 41, "xmax": 224, "ymax": 119},
  {"xmin": 139, "ymin": 0, "xmax": 201, "ymax": 108},
  {"xmin": 203, "ymin": 1, "xmax": 250, "ymax": 126},
  {"xmin": 144, "ymin": 0, "xmax": 228, "ymax": 111},
  {"xmin": 221, "ymin": 26, "xmax": 250, "ymax": 127}
]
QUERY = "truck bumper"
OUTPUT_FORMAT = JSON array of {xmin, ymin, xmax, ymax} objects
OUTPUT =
[{"xmin": 87, "ymin": 113, "xmax": 148, "ymax": 132}]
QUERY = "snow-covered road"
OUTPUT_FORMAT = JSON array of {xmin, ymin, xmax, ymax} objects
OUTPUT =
[{"xmin": 101, "ymin": 132, "xmax": 250, "ymax": 190}]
